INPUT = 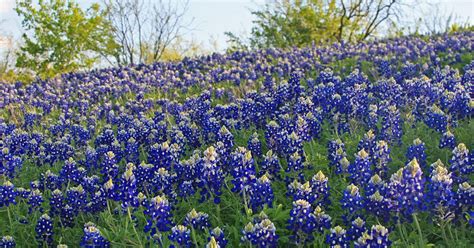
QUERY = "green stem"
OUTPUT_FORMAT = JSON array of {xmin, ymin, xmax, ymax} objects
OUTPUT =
[
  {"xmin": 7, "ymin": 205, "xmax": 12, "ymax": 229},
  {"xmin": 447, "ymin": 224, "xmax": 455, "ymax": 241},
  {"xmin": 440, "ymin": 223, "xmax": 449, "ymax": 247},
  {"xmin": 397, "ymin": 221, "xmax": 407, "ymax": 245},
  {"xmin": 128, "ymin": 207, "xmax": 143, "ymax": 247},
  {"xmin": 191, "ymin": 227, "xmax": 198, "ymax": 247},
  {"xmin": 413, "ymin": 213, "xmax": 425, "ymax": 247},
  {"xmin": 216, "ymin": 204, "xmax": 222, "ymax": 225},
  {"xmin": 242, "ymin": 188, "xmax": 251, "ymax": 217},
  {"xmin": 107, "ymin": 200, "xmax": 112, "ymax": 217}
]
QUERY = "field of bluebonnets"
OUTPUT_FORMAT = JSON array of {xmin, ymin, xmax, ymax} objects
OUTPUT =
[{"xmin": 0, "ymin": 31, "xmax": 473, "ymax": 248}]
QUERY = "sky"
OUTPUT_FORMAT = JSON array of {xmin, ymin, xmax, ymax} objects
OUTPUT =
[{"xmin": 0, "ymin": 0, "xmax": 473, "ymax": 51}]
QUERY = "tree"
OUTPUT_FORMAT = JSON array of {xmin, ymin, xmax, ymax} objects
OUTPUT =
[
  {"xmin": 0, "ymin": 19, "xmax": 34, "ymax": 83},
  {"xmin": 226, "ymin": 0, "xmax": 403, "ymax": 50},
  {"xmin": 336, "ymin": 0, "xmax": 401, "ymax": 41},
  {"xmin": 0, "ymin": 22, "xmax": 14, "ymax": 76},
  {"xmin": 103, "ymin": 0, "xmax": 191, "ymax": 66},
  {"xmin": 15, "ymin": 0, "xmax": 117, "ymax": 79}
]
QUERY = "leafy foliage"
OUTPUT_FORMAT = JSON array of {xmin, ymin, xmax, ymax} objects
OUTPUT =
[
  {"xmin": 227, "ymin": 0, "xmax": 401, "ymax": 50},
  {"xmin": 15, "ymin": 0, "xmax": 117, "ymax": 78}
]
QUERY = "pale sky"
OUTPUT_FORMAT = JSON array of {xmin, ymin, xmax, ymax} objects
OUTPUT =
[{"xmin": 0, "ymin": 0, "xmax": 473, "ymax": 51}]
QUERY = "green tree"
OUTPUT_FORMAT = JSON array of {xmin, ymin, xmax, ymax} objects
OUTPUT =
[
  {"xmin": 227, "ymin": 0, "xmax": 401, "ymax": 50},
  {"xmin": 15, "ymin": 0, "xmax": 117, "ymax": 79}
]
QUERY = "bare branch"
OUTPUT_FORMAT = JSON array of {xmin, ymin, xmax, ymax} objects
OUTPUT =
[{"xmin": 103, "ymin": 0, "xmax": 191, "ymax": 66}]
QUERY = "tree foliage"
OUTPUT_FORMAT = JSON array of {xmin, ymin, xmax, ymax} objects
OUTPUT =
[
  {"xmin": 15, "ymin": 0, "xmax": 117, "ymax": 79},
  {"xmin": 227, "ymin": 0, "xmax": 402, "ymax": 50}
]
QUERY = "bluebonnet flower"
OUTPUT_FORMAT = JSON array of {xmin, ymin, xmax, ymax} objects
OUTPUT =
[
  {"xmin": 304, "ymin": 111, "xmax": 322, "ymax": 139},
  {"xmin": 364, "ymin": 190, "xmax": 392, "ymax": 222},
  {"xmin": 311, "ymin": 171, "xmax": 330, "ymax": 207},
  {"xmin": 366, "ymin": 104, "xmax": 379, "ymax": 131},
  {"xmin": 0, "ymin": 236, "xmax": 15, "ymax": 248},
  {"xmin": 151, "ymin": 167, "xmax": 176, "ymax": 198},
  {"xmin": 242, "ymin": 216, "xmax": 278, "ymax": 248},
  {"xmin": 1, "ymin": 148, "xmax": 22, "ymax": 179},
  {"xmin": 60, "ymin": 204, "xmax": 76, "ymax": 227},
  {"xmin": 260, "ymin": 150, "xmax": 282, "ymax": 178},
  {"xmin": 208, "ymin": 227, "xmax": 227, "ymax": 248},
  {"xmin": 373, "ymin": 140, "xmax": 391, "ymax": 178},
  {"xmin": 103, "ymin": 178, "xmax": 120, "ymax": 201},
  {"xmin": 185, "ymin": 209, "xmax": 210, "ymax": 231},
  {"xmin": 84, "ymin": 147, "xmax": 98, "ymax": 170},
  {"xmin": 336, "ymin": 156, "xmax": 350, "ymax": 175},
  {"xmin": 35, "ymin": 214, "xmax": 53, "ymax": 247},
  {"xmin": 171, "ymin": 129, "xmax": 186, "ymax": 152},
  {"xmin": 215, "ymin": 142, "xmax": 231, "ymax": 172},
  {"xmin": 135, "ymin": 162, "xmax": 154, "ymax": 188},
  {"xmin": 247, "ymin": 132, "xmax": 262, "ymax": 158},
  {"xmin": 66, "ymin": 185, "xmax": 87, "ymax": 213},
  {"xmin": 0, "ymin": 181, "xmax": 17, "ymax": 207},
  {"xmin": 365, "ymin": 174, "xmax": 387, "ymax": 196},
  {"xmin": 80, "ymin": 222, "xmax": 110, "ymax": 248},
  {"xmin": 148, "ymin": 142, "xmax": 173, "ymax": 171},
  {"xmin": 124, "ymin": 138, "xmax": 139, "ymax": 165},
  {"xmin": 427, "ymin": 160, "xmax": 454, "ymax": 215},
  {"xmin": 288, "ymin": 199, "xmax": 316, "ymax": 244},
  {"xmin": 283, "ymin": 132, "xmax": 303, "ymax": 157},
  {"xmin": 101, "ymin": 151, "xmax": 119, "ymax": 179},
  {"xmin": 348, "ymin": 149, "xmax": 372, "ymax": 185},
  {"xmin": 328, "ymin": 139, "xmax": 347, "ymax": 174},
  {"xmin": 347, "ymin": 217, "xmax": 367, "ymax": 241},
  {"xmin": 86, "ymin": 190, "xmax": 107, "ymax": 214},
  {"xmin": 60, "ymin": 157, "xmax": 83, "ymax": 184},
  {"xmin": 357, "ymin": 130, "xmax": 377, "ymax": 158},
  {"xmin": 177, "ymin": 180, "xmax": 195, "ymax": 199},
  {"xmin": 326, "ymin": 226, "xmax": 349, "ymax": 248},
  {"xmin": 40, "ymin": 170, "xmax": 62, "ymax": 191},
  {"xmin": 381, "ymin": 105, "xmax": 402, "ymax": 144},
  {"xmin": 425, "ymin": 105, "xmax": 448, "ymax": 133},
  {"xmin": 169, "ymin": 225, "xmax": 192, "ymax": 248},
  {"xmin": 144, "ymin": 195, "xmax": 173, "ymax": 235},
  {"xmin": 49, "ymin": 189, "xmax": 64, "ymax": 216},
  {"xmin": 341, "ymin": 184, "xmax": 363, "ymax": 221},
  {"xmin": 335, "ymin": 114, "xmax": 351, "ymax": 134},
  {"xmin": 286, "ymin": 151, "xmax": 305, "ymax": 175},
  {"xmin": 354, "ymin": 224, "xmax": 391, "ymax": 248},
  {"xmin": 16, "ymin": 187, "xmax": 30, "ymax": 199},
  {"xmin": 406, "ymin": 138, "xmax": 427, "ymax": 170},
  {"xmin": 120, "ymin": 163, "xmax": 138, "ymax": 208},
  {"xmin": 295, "ymin": 116, "xmax": 311, "ymax": 141},
  {"xmin": 389, "ymin": 158, "xmax": 425, "ymax": 220},
  {"xmin": 450, "ymin": 143, "xmax": 472, "ymax": 184},
  {"xmin": 175, "ymin": 153, "xmax": 200, "ymax": 182},
  {"xmin": 313, "ymin": 206, "xmax": 332, "ymax": 233},
  {"xmin": 265, "ymin": 121, "xmax": 280, "ymax": 152},
  {"xmin": 230, "ymin": 147, "xmax": 256, "ymax": 193},
  {"xmin": 455, "ymin": 182, "xmax": 473, "ymax": 216},
  {"xmin": 28, "ymin": 189, "xmax": 43, "ymax": 213},
  {"xmin": 217, "ymin": 126, "xmax": 234, "ymax": 151},
  {"xmin": 206, "ymin": 237, "xmax": 220, "ymax": 248},
  {"xmin": 468, "ymin": 211, "xmax": 474, "ymax": 227},
  {"xmin": 439, "ymin": 130, "xmax": 456, "ymax": 149},
  {"xmin": 200, "ymin": 146, "xmax": 225, "ymax": 203},
  {"xmin": 248, "ymin": 174, "xmax": 274, "ymax": 212},
  {"xmin": 287, "ymin": 178, "xmax": 311, "ymax": 203}
]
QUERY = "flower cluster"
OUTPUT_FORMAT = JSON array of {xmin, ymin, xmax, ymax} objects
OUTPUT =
[
  {"xmin": 80, "ymin": 222, "xmax": 110, "ymax": 248},
  {"xmin": 0, "ymin": 29, "xmax": 473, "ymax": 247},
  {"xmin": 242, "ymin": 214, "xmax": 279, "ymax": 247}
]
